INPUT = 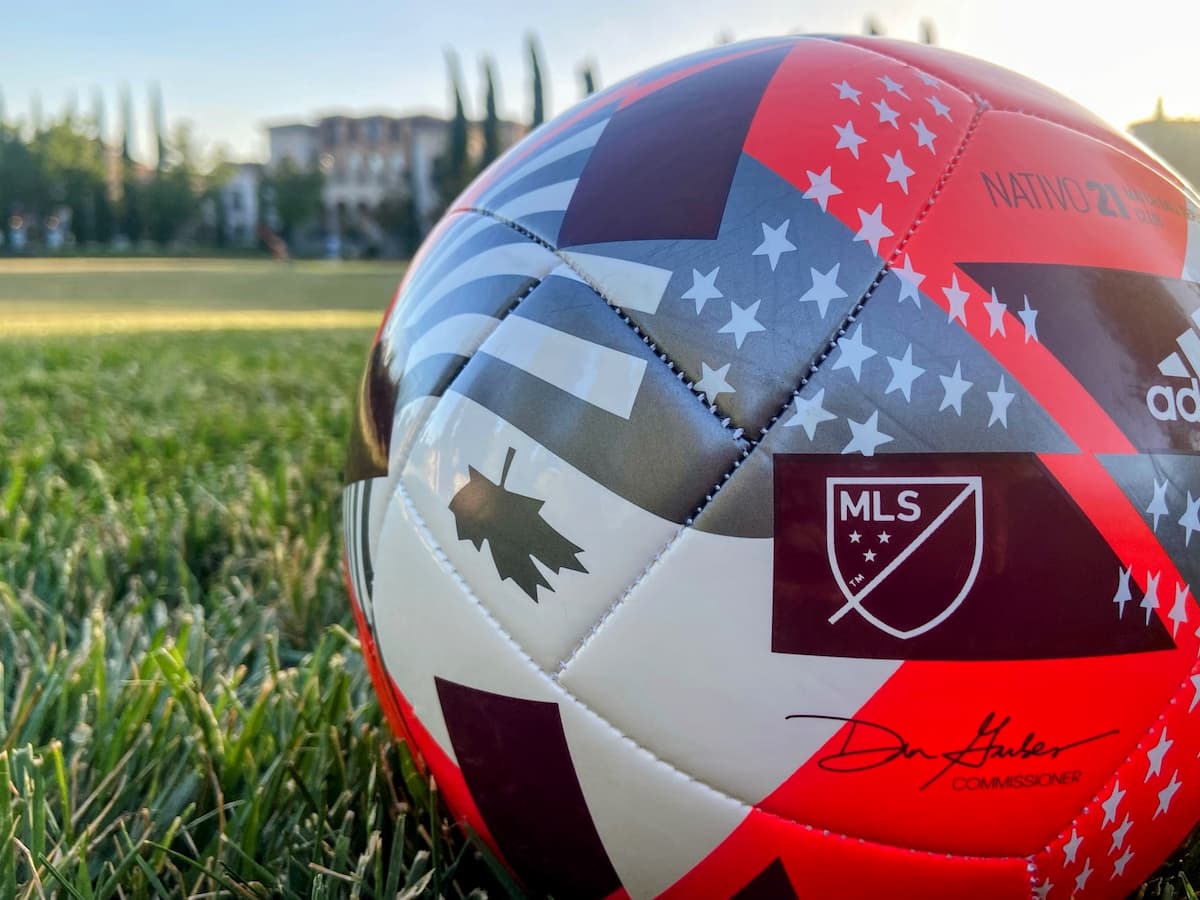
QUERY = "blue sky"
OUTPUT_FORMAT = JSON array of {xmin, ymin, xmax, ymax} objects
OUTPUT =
[{"xmin": 2, "ymin": 0, "xmax": 1197, "ymax": 163}]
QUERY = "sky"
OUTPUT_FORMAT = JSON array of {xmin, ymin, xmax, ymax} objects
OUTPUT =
[{"xmin": 1, "ymin": 0, "xmax": 1197, "ymax": 164}]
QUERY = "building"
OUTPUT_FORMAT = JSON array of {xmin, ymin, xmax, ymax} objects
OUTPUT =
[
  {"xmin": 218, "ymin": 162, "xmax": 263, "ymax": 247},
  {"xmin": 1129, "ymin": 99, "xmax": 1200, "ymax": 192},
  {"xmin": 265, "ymin": 112, "xmax": 523, "ymax": 251}
]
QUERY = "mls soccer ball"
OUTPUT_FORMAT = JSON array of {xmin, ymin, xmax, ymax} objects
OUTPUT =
[{"xmin": 344, "ymin": 36, "xmax": 1200, "ymax": 899}]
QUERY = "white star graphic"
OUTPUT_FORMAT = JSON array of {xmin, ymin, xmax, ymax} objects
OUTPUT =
[
  {"xmin": 694, "ymin": 361, "xmax": 735, "ymax": 404},
  {"xmin": 832, "ymin": 325, "xmax": 877, "ymax": 382},
  {"xmin": 872, "ymin": 97, "xmax": 900, "ymax": 128},
  {"xmin": 1179, "ymin": 491, "xmax": 1200, "ymax": 546},
  {"xmin": 878, "ymin": 73, "xmax": 910, "ymax": 98},
  {"xmin": 984, "ymin": 288, "xmax": 1008, "ymax": 337},
  {"xmin": 1142, "ymin": 570, "xmax": 1162, "ymax": 625},
  {"xmin": 864, "ymin": 549, "xmax": 877, "ymax": 562},
  {"xmin": 1154, "ymin": 769, "xmax": 1182, "ymax": 818},
  {"xmin": 1075, "ymin": 858, "xmax": 1094, "ymax": 892},
  {"xmin": 1101, "ymin": 779, "xmax": 1126, "ymax": 827},
  {"xmin": 883, "ymin": 149, "xmax": 916, "ymax": 194},
  {"xmin": 1109, "ymin": 814, "xmax": 1133, "ymax": 853},
  {"xmin": 832, "ymin": 79, "xmax": 862, "ymax": 104},
  {"xmin": 1191, "ymin": 673, "xmax": 1200, "ymax": 713},
  {"xmin": 1019, "ymin": 295, "xmax": 1039, "ymax": 343},
  {"xmin": 942, "ymin": 273, "xmax": 970, "ymax": 325},
  {"xmin": 849, "ymin": 530, "xmax": 862, "ymax": 543},
  {"xmin": 784, "ymin": 388, "xmax": 838, "ymax": 440},
  {"xmin": 718, "ymin": 299, "xmax": 765, "ymax": 349},
  {"xmin": 1112, "ymin": 846, "xmax": 1134, "ymax": 879},
  {"xmin": 681, "ymin": 266, "xmax": 722, "ymax": 314},
  {"xmin": 915, "ymin": 70, "xmax": 941, "ymax": 87},
  {"xmin": 1145, "ymin": 725, "xmax": 1173, "ymax": 782},
  {"xmin": 833, "ymin": 120, "xmax": 867, "ymax": 159},
  {"xmin": 752, "ymin": 220, "xmax": 796, "ymax": 271},
  {"xmin": 843, "ymin": 410, "xmax": 894, "ymax": 457},
  {"xmin": 1147, "ymin": 478, "xmax": 1169, "ymax": 531},
  {"xmin": 1032, "ymin": 879, "xmax": 1052, "ymax": 900},
  {"xmin": 878, "ymin": 531, "xmax": 891, "ymax": 543},
  {"xmin": 1064, "ymin": 828, "xmax": 1083, "ymax": 864},
  {"xmin": 911, "ymin": 117, "xmax": 937, "ymax": 154},
  {"xmin": 804, "ymin": 165, "xmax": 842, "ymax": 212},
  {"xmin": 938, "ymin": 361, "xmax": 972, "ymax": 415},
  {"xmin": 1113, "ymin": 566, "xmax": 1133, "ymax": 618},
  {"xmin": 854, "ymin": 203, "xmax": 894, "ymax": 256},
  {"xmin": 1170, "ymin": 582, "xmax": 1191, "ymax": 638},
  {"xmin": 798, "ymin": 263, "xmax": 848, "ymax": 318},
  {"xmin": 885, "ymin": 344, "xmax": 925, "ymax": 402},
  {"xmin": 893, "ymin": 254, "xmax": 925, "ymax": 306},
  {"xmin": 927, "ymin": 94, "xmax": 952, "ymax": 120},
  {"xmin": 987, "ymin": 375, "xmax": 1015, "ymax": 428}
]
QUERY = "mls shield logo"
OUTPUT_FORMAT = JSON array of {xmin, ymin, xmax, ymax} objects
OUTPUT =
[{"xmin": 825, "ymin": 476, "xmax": 984, "ymax": 639}]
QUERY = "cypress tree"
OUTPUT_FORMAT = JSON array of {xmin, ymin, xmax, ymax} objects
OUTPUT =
[
  {"xmin": 579, "ymin": 62, "xmax": 598, "ymax": 98},
  {"xmin": 481, "ymin": 58, "xmax": 501, "ymax": 168},
  {"xmin": 150, "ymin": 82, "xmax": 166, "ymax": 172},
  {"xmin": 528, "ymin": 34, "xmax": 546, "ymax": 128}
]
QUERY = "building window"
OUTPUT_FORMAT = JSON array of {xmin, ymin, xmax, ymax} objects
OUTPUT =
[
  {"xmin": 231, "ymin": 192, "xmax": 242, "ymax": 212},
  {"xmin": 366, "ymin": 119, "xmax": 379, "ymax": 142}
]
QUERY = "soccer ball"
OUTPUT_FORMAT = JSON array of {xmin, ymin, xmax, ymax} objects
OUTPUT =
[{"xmin": 344, "ymin": 35, "xmax": 1200, "ymax": 899}]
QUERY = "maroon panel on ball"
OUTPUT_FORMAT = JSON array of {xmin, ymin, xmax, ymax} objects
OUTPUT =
[
  {"xmin": 557, "ymin": 44, "xmax": 791, "ymax": 246},
  {"xmin": 772, "ymin": 453, "xmax": 1173, "ymax": 660},
  {"xmin": 434, "ymin": 678, "xmax": 621, "ymax": 898}
]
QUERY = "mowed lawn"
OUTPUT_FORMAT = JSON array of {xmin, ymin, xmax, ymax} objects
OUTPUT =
[{"xmin": 0, "ymin": 259, "xmax": 514, "ymax": 899}]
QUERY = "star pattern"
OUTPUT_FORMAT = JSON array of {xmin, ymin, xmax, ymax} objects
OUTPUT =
[
  {"xmin": 986, "ymin": 375, "xmax": 1015, "ymax": 428},
  {"xmin": 1190, "ymin": 673, "xmax": 1200, "ymax": 713},
  {"xmin": 885, "ymin": 344, "xmax": 924, "ymax": 402},
  {"xmin": 681, "ymin": 266, "xmax": 722, "ymax": 314},
  {"xmin": 803, "ymin": 166, "xmax": 842, "ymax": 211},
  {"xmin": 1063, "ymin": 828, "xmax": 1083, "ymax": 864},
  {"xmin": 1074, "ymin": 858, "xmax": 1094, "ymax": 892},
  {"xmin": 983, "ymin": 288, "xmax": 1007, "ymax": 337},
  {"xmin": 872, "ymin": 97, "xmax": 900, "ymax": 128},
  {"xmin": 1113, "ymin": 566, "xmax": 1133, "ymax": 618},
  {"xmin": 878, "ymin": 74, "xmax": 909, "ymax": 98},
  {"xmin": 1145, "ymin": 727, "xmax": 1173, "ymax": 781},
  {"xmin": 882, "ymin": 149, "xmax": 915, "ymax": 194},
  {"xmin": 719, "ymin": 299, "xmax": 765, "ymax": 348},
  {"xmin": 853, "ymin": 203, "xmax": 893, "ymax": 255},
  {"xmin": 843, "ymin": 410, "xmax": 893, "ymax": 456},
  {"xmin": 911, "ymin": 117, "xmax": 937, "ymax": 154},
  {"xmin": 798, "ymin": 263, "xmax": 848, "ymax": 318},
  {"xmin": 893, "ymin": 254, "xmax": 925, "ymax": 306},
  {"xmin": 784, "ymin": 388, "xmax": 837, "ymax": 439},
  {"xmin": 833, "ymin": 120, "xmax": 867, "ymax": 159},
  {"xmin": 927, "ymin": 94, "xmax": 952, "ymax": 120},
  {"xmin": 1179, "ymin": 491, "xmax": 1200, "ymax": 546},
  {"xmin": 1112, "ymin": 846, "xmax": 1134, "ymax": 878},
  {"xmin": 1018, "ymin": 294, "xmax": 1039, "ymax": 343},
  {"xmin": 752, "ymin": 220, "xmax": 796, "ymax": 271},
  {"xmin": 832, "ymin": 79, "xmax": 862, "ymax": 104},
  {"xmin": 832, "ymin": 325, "xmax": 877, "ymax": 382},
  {"xmin": 1169, "ymin": 581, "xmax": 1190, "ymax": 637},
  {"xmin": 1154, "ymin": 770, "xmax": 1182, "ymax": 818},
  {"xmin": 1110, "ymin": 814, "xmax": 1133, "ymax": 853},
  {"xmin": 694, "ymin": 361, "xmax": 735, "ymax": 404},
  {"xmin": 1031, "ymin": 879, "xmax": 1052, "ymax": 900},
  {"xmin": 942, "ymin": 273, "xmax": 970, "ymax": 325},
  {"xmin": 1147, "ymin": 478, "xmax": 1169, "ymax": 531},
  {"xmin": 1101, "ymin": 779, "xmax": 1126, "ymax": 827},
  {"xmin": 938, "ymin": 361, "xmax": 972, "ymax": 415},
  {"xmin": 1141, "ymin": 570, "xmax": 1161, "ymax": 626}
]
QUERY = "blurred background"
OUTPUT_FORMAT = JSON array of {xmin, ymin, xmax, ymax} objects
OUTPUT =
[{"xmin": 0, "ymin": 0, "xmax": 1195, "ymax": 261}]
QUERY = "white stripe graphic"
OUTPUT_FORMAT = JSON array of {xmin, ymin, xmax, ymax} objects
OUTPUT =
[
  {"xmin": 475, "ymin": 315, "xmax": 648, "ymax": 419},
  {"xmin": 559, "ymin": 251, "xmax": 673, "ymax": 315},
  {"xmin": 401, "ymin": 313, "xmax": 499, "ymax": 377},
  {"xmin": 493, "ymin": 178, "xmax": 579, "ymax": 220},
  {"xmin": 400, "ymin": 241, "xmax": 558, "ymax": 327},
  {"xmin": 1183, "ymin": 198, "xmax": 1200, "ymax": 283},
  {"xmin": 487, "ymin": 120, "xmax": 608, "ymax": 197}
]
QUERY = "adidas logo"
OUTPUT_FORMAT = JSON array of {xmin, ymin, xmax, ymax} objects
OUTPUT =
[{"xmin": 1147, "ymin": 308, "xmax": 1200, "ymax": 422}]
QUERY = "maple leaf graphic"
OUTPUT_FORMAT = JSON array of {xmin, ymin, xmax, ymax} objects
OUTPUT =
[{"xmin": 449, "ymin": 447, "xmax": 588, "ymax": 602}]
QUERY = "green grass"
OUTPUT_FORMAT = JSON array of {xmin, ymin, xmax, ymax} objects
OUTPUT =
[
  {"xmin": 0, "ymin": 260, "xmax": 514, "ymax": 898},
  {"xmin": 0, "ymin": 258, "xmax": 1194, "ymax": 898}
]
